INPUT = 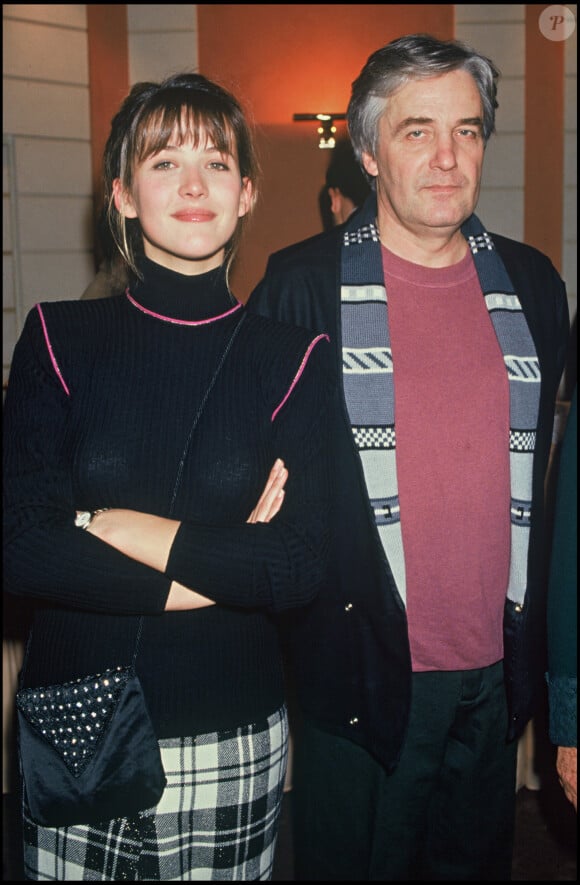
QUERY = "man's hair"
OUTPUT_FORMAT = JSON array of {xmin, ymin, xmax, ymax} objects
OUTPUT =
[
  {"xmin": 325, "ymin": 138, "xmax": 371, "ymax": 207},
  {"xmin": 347, "ymin": 34, "xmax": 500, "ymax": 181}
]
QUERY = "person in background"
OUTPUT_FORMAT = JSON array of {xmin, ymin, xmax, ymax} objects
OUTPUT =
[
  {"xmin": 248, "ymin": 34, "xmax": 570, "ymax": 880},
  {"xmin": 3, "ymin": 72, "xmax": 334, "ymax": 880},
  {"xmin": 546, "ymin": 385, "xmax": 577, "ymax": 812},
  {"xmin": 318, "ymin": 136, "xmax": 371, "ymax": 230}
]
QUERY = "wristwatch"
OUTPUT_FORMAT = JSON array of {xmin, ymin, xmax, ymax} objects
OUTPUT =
[{"xmin": 74, "ymin": 509, "xmax": 109, "ymax": 530}]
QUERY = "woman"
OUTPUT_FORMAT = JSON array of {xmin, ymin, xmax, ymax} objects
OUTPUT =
[{"xmin": 3, "ymin": 73, "xmax": 334, "ymax": 880}]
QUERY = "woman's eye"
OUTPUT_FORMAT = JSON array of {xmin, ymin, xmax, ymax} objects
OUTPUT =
[{"xmin": 153, "ymin": 160, "xmax": 173, "ymax": 170}]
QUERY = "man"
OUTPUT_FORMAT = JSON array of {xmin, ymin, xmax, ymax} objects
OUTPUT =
[
  {"xmin": 248, "ymin": 35, "xmax": 570, "ymax": 881},
  {"xmin": 319, "ymin": 137, "xmax": 371, "ymax": 230}
]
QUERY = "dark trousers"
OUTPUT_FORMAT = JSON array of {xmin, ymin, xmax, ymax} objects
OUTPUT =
[{"xmin": 291, "ymin": 662, "xmax": 518, "ymax": 881}]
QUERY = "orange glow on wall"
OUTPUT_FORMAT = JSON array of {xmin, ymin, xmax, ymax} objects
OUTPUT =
[
  {"xmin": 198, "ymin": 5, "xmax": 454, "ymax": 125},
  {"xmin": 197, "ymin": 4, "xmax": 454, "ymax": 298}
]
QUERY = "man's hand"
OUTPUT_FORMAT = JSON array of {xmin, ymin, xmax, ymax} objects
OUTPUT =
[
  {"xmin": 246, "ymin": 459, "xmax": 288, "ymax": 523},
  {"xmin": 556, "ymin": 745, "xmax": 577, "ymax": 811}
]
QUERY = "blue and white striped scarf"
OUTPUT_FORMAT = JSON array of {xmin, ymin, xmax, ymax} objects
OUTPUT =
[{"xmin": 340, "ymin": 200, "xmax": 541, "ymax": 608}]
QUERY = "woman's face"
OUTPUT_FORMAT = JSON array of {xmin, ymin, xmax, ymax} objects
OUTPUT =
[{"xmin": 114, "ymin": 127, "xmax": 253, "ymax": 275}]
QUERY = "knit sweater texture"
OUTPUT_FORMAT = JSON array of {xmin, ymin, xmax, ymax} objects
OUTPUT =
[{"xmin": 3, "ymin": 257, "xmax": 334, "ymax": 738}]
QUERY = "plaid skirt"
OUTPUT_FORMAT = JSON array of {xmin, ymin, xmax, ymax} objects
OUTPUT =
[{"xmin": 22, "ymin": 705, "xmax": 289, "ymax": 880}]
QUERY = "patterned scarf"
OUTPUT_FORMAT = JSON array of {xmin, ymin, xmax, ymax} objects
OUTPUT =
[{"xmin": 340, "ymin": 198, "xmax": 540, "ymax": 607}]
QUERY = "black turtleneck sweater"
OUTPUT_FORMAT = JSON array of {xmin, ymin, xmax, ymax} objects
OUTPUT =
[{"xmin": 3, "ymin": 258, "xmax": 335, "ymax": 737}]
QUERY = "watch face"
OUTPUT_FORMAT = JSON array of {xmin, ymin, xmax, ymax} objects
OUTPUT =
[{"xmin": 74, "ymin": 511, "xmax": 92, "ymax": 530}]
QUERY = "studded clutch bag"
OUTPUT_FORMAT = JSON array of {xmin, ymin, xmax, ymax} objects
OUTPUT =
[{"xmin": 16, "ymin": 622, "xmax": 166, "ymax": 828}]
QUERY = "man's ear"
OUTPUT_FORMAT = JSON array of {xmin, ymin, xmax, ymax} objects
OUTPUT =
[
  {"xmin": 238, "ymin": 177, "xmax": 255, "ymax": 218},
  {"xmin": 112, "ymin": 178, "xmax": 138, "ymax": 219},
  {"xmin": 361, "ymin": 151, "xmax": 379, "ymax": 180},
  {"xmin": 328, "ymin": 187, "xmax": 342, "ymax": 216}
]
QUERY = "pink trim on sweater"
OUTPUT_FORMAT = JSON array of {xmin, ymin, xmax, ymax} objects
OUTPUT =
[
  {"xmin": 36, "ymin": 304, "xmax": 70, "ymax": 396},
  {"xmin": 271, "ymin": 334, "xmax": 329, "ymax": 422},
  {"xmin": 125, "ymin": 290, "xmax": 243, "ymax": 325}
]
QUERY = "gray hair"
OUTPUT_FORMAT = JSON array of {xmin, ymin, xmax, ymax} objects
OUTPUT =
[{"xmin": 347, "ymin": 34, "xmax": 500, "ymax": 182}]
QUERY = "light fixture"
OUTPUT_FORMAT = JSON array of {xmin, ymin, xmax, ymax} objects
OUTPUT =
[{"xmin": 293, "ymin": 113, "xmax": 346, "ymax": 149}]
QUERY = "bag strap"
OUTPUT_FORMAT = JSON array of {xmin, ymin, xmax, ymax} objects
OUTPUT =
[{"xmin": 169, "ymin": 312, "xmax": 246, "ymax": 514}]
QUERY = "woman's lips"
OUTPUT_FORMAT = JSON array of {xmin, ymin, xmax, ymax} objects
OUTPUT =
[{"xmin": 172, "ymin": 210, "xmax": 216, "ymax": 222}]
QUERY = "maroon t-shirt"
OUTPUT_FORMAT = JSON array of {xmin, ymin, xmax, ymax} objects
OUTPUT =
[{"xmin": 382, "ymin": 244, "xmax": 510, "ymax": 671}]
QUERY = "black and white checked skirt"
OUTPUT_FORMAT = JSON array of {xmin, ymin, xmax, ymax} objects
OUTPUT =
[{"xmin": 22, "ymin": 705, "xmax": 289, "ymax": 880}]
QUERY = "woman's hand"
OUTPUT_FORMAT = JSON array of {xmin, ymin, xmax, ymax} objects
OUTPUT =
[
  {"xmin": 77, "ymin": 459, "xmax": 288, "ymax": 611},
  {"xmin": 246, "ymin": 459, "xmax": 288, "ymax": 523}
]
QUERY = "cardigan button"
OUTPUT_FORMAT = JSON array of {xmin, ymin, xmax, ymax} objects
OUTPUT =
[
  {"xmin": 344, "ymin": 602, "xmax": 353, "ymax": 612},
  {"xmin": 349, "ymin": 716, "xmax": 359, "ymax": 726},
  {"xmin": 514, "ymin": 604, "xmax": 523, "ymax": 613}
]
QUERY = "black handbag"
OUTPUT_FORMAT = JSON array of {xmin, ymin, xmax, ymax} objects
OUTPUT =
[{"xmin": 16, "ymin": 618, "xmax": 167, "ymax": 827}]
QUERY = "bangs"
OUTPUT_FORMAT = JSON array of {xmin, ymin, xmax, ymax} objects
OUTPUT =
[{"xmin": 134, "ymin": 102, "xmax": 236, "ymax": 164}]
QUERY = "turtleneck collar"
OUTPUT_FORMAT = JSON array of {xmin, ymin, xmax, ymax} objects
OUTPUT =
[{"xmin": 126, "ymin": 256, "xmax": 241, "ymax": 324}]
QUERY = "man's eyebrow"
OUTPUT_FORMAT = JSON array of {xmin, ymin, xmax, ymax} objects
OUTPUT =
[{"xmin": 457, "ymin": 117, "xmax": 484, "ymax": 129}]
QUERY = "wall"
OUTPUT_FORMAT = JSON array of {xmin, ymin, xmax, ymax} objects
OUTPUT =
[
  {"xmin": 197, "ymin": 4, "xmax": 454, "ymax": 299},
  {"xmin": 3, "ymin": 4, "xmax": 94, "ymax": 387},
  {"xmin": 127, "ymin": 4, "xmax": 198, "ymax": 85}
]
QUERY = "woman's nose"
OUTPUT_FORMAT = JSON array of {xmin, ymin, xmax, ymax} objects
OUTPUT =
[{"xmin": 179, "ymin": 166, "xmax": 207, "ymax": 197}]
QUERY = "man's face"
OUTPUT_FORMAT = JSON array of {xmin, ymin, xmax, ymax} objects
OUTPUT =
[{"xmin": 362, "ymin": 69, "xmax": 485, "ymax": 243}]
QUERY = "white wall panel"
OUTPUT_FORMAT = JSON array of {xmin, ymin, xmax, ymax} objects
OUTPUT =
[
  {"xmin": 494, "ymin": 79, "xmax": 524, "ymax": 134},
  {"xmin": 3, "ymin": 80, "xmax": 90, "ymax": 139},
  {"xmin": 127, "ymin": 4, "xmax": 197, "ymax": 85},
  {"xmin": 15, "ymin": 139, "xmax": 92, "ymax": 196},
  {"xmin": 3, "ymin": 256, "xmax": 15, "ymax": 309},
  {"xmin": 475, "ymin": 188, "xmax": 524, "ymax": 242},
  {"xmin": 481, "ymin": 134, "xmax": 525, "ymax": 188},
  {"xmin": 563, "ymin": 187, "xmax": 577, "ymax": 240},
  {"xmin": 18, "ymin": 195, "xmax": 94, "ymax": 252},
  {"xmin": 2, "ymin": 5, "xmax": 86, "ymax": 28},
  {"xmin": 564, "ymin": 73, "xmax": 577, "ymax": 129},
  {"xmin": 2, "ymin": 309, "xmax": 17, "ymax": 386},
  {"xmin": 129, "ymin": 32, "xmax": 198, "ymax": 84},
  {"xmin": 455, "ymin": 5, "xmax": 525, "ymax": 24},
  {"xmin": 127, "ymin": 4, "xmax": 197, "ymax": 31},
  {"xmin": 564, "ymin": 133, "xmax": 577, "ymax": 188},
  {"xmin": 3, "ymin": 19, "xmax": 88, "ymax": 83},
  {"xmin": 20, "ymin": 251, "xmax": 96, "ymax": 310},
  {"xmin": 455, "ymin": 22, "xmax": 525, "ymax": 77},
  {"xmin": 3, "ymin": 195, "xmax": 13, "ymax": 252}
]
